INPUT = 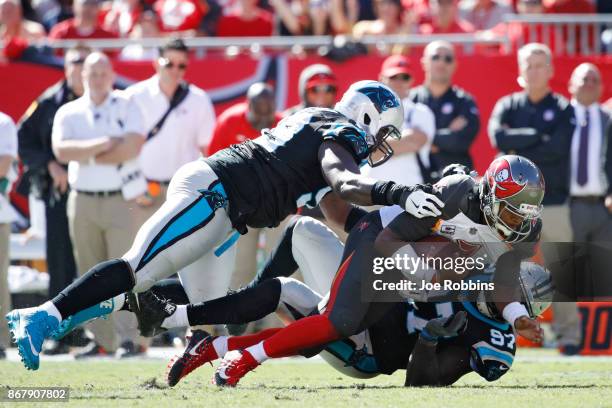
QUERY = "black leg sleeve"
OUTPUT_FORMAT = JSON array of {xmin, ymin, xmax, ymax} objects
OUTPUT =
[
  {"xmin": 52, "ymin": 259, "xmax": 135, "ymax": 318},
  {"xmin": 149, "ymin": 278, "xmax": 190, "ymax": 305},
  {"xmin": 186, "ymin": 278, "xmax": 281, "ymax": 325},
  {"xmin": 246, "ymin": 217, "xmax": 300, "ymax": 289}
]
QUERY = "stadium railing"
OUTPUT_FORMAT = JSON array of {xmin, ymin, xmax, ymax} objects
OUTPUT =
[{"xmin": 502, "ymin": 13, "xmax": 612, "ymax": 56}]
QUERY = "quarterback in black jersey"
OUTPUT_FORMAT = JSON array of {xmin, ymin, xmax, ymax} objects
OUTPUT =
[
  {"xmin": 8, "ymin": 80, "xmax": 449, "ymax": 372},
  {"xmin": 204, "ymin": 155, "xmax": 547, "ymax": 387}
]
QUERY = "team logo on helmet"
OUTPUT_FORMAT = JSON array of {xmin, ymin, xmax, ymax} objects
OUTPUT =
[
  {"xmin": 358, "ymin": 86, "xmax": 400, "ymax": 113},
  {"xmin": 488, "ymin": 158, "xmax": 527, "ymax": 199}
]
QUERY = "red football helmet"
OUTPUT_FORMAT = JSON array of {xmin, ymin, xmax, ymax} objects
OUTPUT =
[{"xmin": 479, "ymin": 155, "xmax": 545, "ymax": 242}]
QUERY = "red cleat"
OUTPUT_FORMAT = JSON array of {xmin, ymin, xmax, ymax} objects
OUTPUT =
[
  {"xmin": 213, "ymin": 350, "xmax": 259, "ymax": 387},
  {"xmin": 166, "ymin": 330, "xmax": 218, "ymax": 387}
]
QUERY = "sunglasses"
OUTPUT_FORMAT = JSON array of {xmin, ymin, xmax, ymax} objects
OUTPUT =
[
  {"xmin": 159, "ymin": 58, "xmax": 188, "ymax": 71},
  {"xmin": 307, "ymin": 85, "xmax": 337, "ymax": 94},
  {"xmin": 431, "ymin": 54, "xmax": 454, "ymax": 64},
  {"xmin": 389, "ymin": 73, "xmax": 411, "ymax": 81}
]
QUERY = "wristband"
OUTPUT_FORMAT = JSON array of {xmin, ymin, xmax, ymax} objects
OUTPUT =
[{"xmin": 502, "ymin": 302, "xmax": 529, "ymax": 328}]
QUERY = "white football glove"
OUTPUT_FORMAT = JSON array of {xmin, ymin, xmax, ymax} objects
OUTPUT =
[{"xmin": 403, "ymin": 189, "xmax": 445, "ymax": 218}]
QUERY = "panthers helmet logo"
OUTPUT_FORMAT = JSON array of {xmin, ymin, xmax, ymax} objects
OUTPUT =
[{"xmin": 358, "ymin": 86, "xmax": 400, "ymax": 113}]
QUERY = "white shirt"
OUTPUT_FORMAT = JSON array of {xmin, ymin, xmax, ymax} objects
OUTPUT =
[
  {"xmin": 364, "ymin": 99, "xmax": 436, "ymax": 186},
  {"xmin": 570, "ymin": 101, "xmax": 606, "ymax": 196},
  {"xmin": 52, "ymin": 90, "xmax": 145, "ymax": 192},
  {"xmin": 125, "ymin": 76, "xmax": 216, "ymax": 181},
  {"xmin": 0, "ymin": 111, "xmax": 17, "ymax": 159},
  {"xmin": 0, "ymin": 111, "xmax": 18, "ymax": 223}
]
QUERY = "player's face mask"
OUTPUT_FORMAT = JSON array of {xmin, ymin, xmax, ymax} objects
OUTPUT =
[{"xmin": 367, "ymin": 124, "xmax": 401, "ymax": 167}]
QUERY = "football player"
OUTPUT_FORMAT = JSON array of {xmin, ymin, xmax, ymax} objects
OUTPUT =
[
  {"xmin": 7, "ymin": 80, "xmax": 446, "ymax": 371},
  {"xmin": 138, "ymin": 209, "xmax": 550, "ymax": 386},
  {"xmin": 206, "ymin": 154, "xmax": 547, "ymax": 386}
]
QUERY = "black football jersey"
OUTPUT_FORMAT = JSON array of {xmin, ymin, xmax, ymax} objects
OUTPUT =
[
  {"xmin": 205, "ymin": 108, "xmax": 369, "ymax": 233},
  {"xmin": 370, "ymin": 301, "xmax": 516, "ymax": 382}
]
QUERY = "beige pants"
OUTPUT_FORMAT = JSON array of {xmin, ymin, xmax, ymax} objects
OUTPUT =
[
  {"xmin": 541, "ymin": 204, "xmax": 582, "ymax": 347},
  {"xmin": 67, "ymin": 191, "xmax": 141, "ymax": 352},
  {"xmin": 0, "ymin": 223, "xmax": 10, "ymax": 349}
]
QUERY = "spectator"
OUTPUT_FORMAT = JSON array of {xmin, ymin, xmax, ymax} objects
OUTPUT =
[
  {"xmin": 409, "ymin": 40, "xmax": 480, "ymax": 179},
  {"xmin": 420, "ymin": 0, "xmax": 475, "ymax": 34},
  {"xmin": 52, "ymin": 52, "xmax": 146, "ymax": 358},
  {"xmin": 366, "ymin": 54, "xmax": 436, "ymax": 187},
  {"xmin": 488, "ymin": 43, "xmax": 579, "ymax": 355},
  {"xmin": 208, "ymin": 82, "xmax": 282, "ymax": 155},
  {"xmin": 124, "ymin": 38, "xmax": 227, "ymax": 309},
  {"xmin": 544, "ymin": 0, "xmax": 595, "ymax": 14},
  {"xmin": 284, "ymin": 63, "xmax": 337, "ymax": 116},
  {"xmin": 352, "ymin": 0, "xmax": 414, "ymax": 40},
  {"xmin": 154, "ymin": 0, "xmax": 206, "ymax": 33},
  {"xmin": 17, "ymin": 45, "xmax": 90, "ymax": 355},
  {"xmin": 0, "ymin": 110, "xmax": 17, "ymax": 360},
  {"xmin": 567, "ymin": 63, "xmax": 612, "ymax": 300},
  {"xmin": 0, "ymin": 0, "xmax": 45, "ymax": 41},
  {"xmin": 216, "ymin": 0, "xmax": 273, "ymax": 36},
  {"xmin": 101, "ymin": 0, "xmax": 144, "ymax": 37},
  {"xmin": 119, "ymin": 10, "xmax": 161, "ymax": 60},
  {"xmin": 49, "ymin": 0, "xmax": 117, "ymax": 40},
  {"xmin": 270, "ymin": 0, "xmax": 307, "ymax": 35},
  {"xmin": 458, "ymin": 0, "xmax": 512, "ymax": 31},
  {"xmin": 209, "ymin": 83, "xmax": 284, "ymax": 312}
]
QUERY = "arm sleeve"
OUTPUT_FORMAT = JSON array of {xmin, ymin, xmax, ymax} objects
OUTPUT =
[
  {"xmin": 51, "ymin": 105, "xmax": 71, "ymax": 146},
  {"xmin": 515, "ymin": 103, "xmax": 575, "ymax": 164},
  {"xmin": 18, "ymin": 101, "xmax": 54, "ymax": 170},
  {"xmin": 433, "ymin": 95, "xmax": 480, "ymax": 154},
  {"xmin": 409, "ymin": 103, "xmax": 436, "ymax": 143},
  {"xmin": 321, "ymin": 124, "xmax": 369, "ymax": 164},
  {"xmin": 197, "ymin": 92, "xmax": 216, "ymax": 150},
  {"xmin": 489, "ymin": 97, "xmax": 542, "ymax": 151}
]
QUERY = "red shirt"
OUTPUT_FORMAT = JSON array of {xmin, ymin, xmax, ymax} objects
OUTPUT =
[
  {"xmin": 419, "ymin": 18, "xmax": 474, "ymax": 34},
  {"xmin": 154, "ymin": 0, "xmax": 206, "ymax": 32},
  {"xmin": 208, "ymin": 102, "xmax": 282, "ymax": 155},
  {"xmin": 544, "ymin": 0, "xmax": 595, "ymax": 14},
  {"xmin": 216, "ymin": 9, "xmax": 274, "ymax": 37},
  {"xmin": 48, "ymin": 18, "xmax": 118, "ymax": 39}
]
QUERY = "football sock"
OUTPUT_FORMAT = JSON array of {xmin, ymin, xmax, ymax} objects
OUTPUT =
[
  {"xmin": 185, "ymin": 278, "xmax": 281, "ymax": 325},
  {"xmin": 40, "ymin": 301, "xmax": 62, "ymax": 322},
  {"xmin": 52, "ymin": 259, "xmax": 135, "ymax": 319},
  {"xmin": 262, "ymin": 315, "xmax": 340, "ymax": 358},
  {"xmin": 245, "ymin": 342, "xmax": 268, "ymax": 363},
  {"xmin": 227, "ymin": 328, "xmax": 282, "ymax": 351},
  {"xmin": 212, "ymin": 336, "xmax": 228, "ymax": 358},
  {"xmin": 161, "ymin": 305, "xmax": 189, "ymax": 329}
]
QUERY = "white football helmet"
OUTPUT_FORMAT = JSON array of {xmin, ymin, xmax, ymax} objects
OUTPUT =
[
  {"xmin": 335, "ymin": 80, "xmax": 404, "ymax": 167},
  {"xmin": 476, "ymin": 262, "xmax": 553, "ymax": 320}
]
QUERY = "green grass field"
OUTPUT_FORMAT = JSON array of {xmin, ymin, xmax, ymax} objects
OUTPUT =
[{"xmin": 1, "ymin": 350, "xmax": 611, "ymax": 407}]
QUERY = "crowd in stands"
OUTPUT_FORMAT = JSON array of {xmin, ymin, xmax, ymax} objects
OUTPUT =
[{"xmin": 0, "ymin": 0, "xmax": 609, "ymax": 56}]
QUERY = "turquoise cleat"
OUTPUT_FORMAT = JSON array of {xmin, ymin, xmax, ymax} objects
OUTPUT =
[
  {"xmin": 50, "ymin": 298, "xmax": 115, "ymax": 341},
  {"xmin": 6, "ymin": 308, "xmax": 59, "ymax": 370}
]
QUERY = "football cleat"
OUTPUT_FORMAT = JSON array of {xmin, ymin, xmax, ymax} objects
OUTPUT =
[
  {"xmin": 6, "ymin": 308, "xmax": 59, "ymax": 370},
  {"xmin": 213, "ymin": 349, "xmax": 259, "ymax": 387},
  {"xmin": 166, "ymin": 330, "xmax": 218, "ymax": 387},
  {"xmin": 129, "ymin": 291, "xmax": 174, "ymax": 338},
  {"xmin": 50, "ymin": 298, "xmax": 115, "ymax": 340}
]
